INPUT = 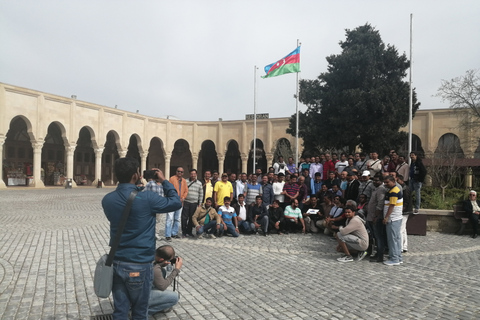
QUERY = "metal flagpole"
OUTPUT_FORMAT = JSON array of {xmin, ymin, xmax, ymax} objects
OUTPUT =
[
  {"xmin": 408, "ymin": 14, "xmax": 413, "ymax": 164},
  {"xmin": 295, "ymin": 39, "xmax": 301, "ymax": 170},
  {"xmin": 253, "ymin": 65, "xmax": 257, "ymax": 174}
]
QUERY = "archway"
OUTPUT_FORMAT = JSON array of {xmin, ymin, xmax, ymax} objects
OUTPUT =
[
  {"xmin": 3, "ymin": 117, "xmax": 34, "ymax": 186},
  {"xmin": 102, "ymin": 131, "xmax": 120, "ymax": 185},
  {"xmin": 248, "ymin": 139, "xmax": 266, "ymax": 174},
  {"xmin": 399, "ymin": 134, "xmax": 425, "ymax": 158},
  {"xmin": 74, "ymin": 127, "xmax": 95, "ymax": 186},
  {"xmin": 42, "ymin": 122, "xmax": 67, "ymax": 186},
  {"xmin": 198, "ymin": 140, "xmax": 218, "ymax": 176},
  {"xmin": 147, "ymin": 137, "xmax": 165, "ymax": 172},
  {"xmin": 126, "ymin": 134, "xmax": 142, "ymax": 164},
  {"xmin": 224, "ymin": 140, "xmax": 241, "ymax": 175},
  {"xmin": 273, "ymin": 138, "xmax": 294, "ymax": 165},
  {"xmin": 170, "ymin": 139, "xmax": 192, "ymax": 177},
  {"xmin": 435, "ymin": 133, "xmax": 464, "ymax": 158}
]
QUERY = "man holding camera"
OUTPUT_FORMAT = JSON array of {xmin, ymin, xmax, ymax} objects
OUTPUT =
[
  {"xmin": 148, "ymin": 245, "xmax": 183, "ymax": 315},
  {"xmin": 102, "ymin": 158, "xmax": 181, "ymax": 319}
]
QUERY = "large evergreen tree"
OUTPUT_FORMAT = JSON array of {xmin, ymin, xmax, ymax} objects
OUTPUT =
[{"xmin": 288, "ymin": 24, "xmax": 420, "ymax": 155}]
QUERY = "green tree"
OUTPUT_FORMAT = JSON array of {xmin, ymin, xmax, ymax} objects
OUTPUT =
[{"xmin": 288, "ymin": 24, "xmax": 420, "ymax": 155}]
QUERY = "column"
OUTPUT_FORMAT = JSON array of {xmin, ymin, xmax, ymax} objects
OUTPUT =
[
  {"xmin": 192, "ymin": 152, "xmax": 199, "ymax": 170},
  {"xmin": 118, "ymin": 150, "xmax": 127, "ymax": 158},
  {"xmin": 94, "ymin": 147, "xmax": 104, "ymax": 187},
  {"xmin": 140, "ymin": 151, "xmax": 148, "ymax": 173},
  {"xmin": 266, "ymin": 153, "xmax": 274, "ymax": 168},
  {"xmin": 0, "ymin": 136, "xmax": 6, "ymax": 188},
  {"xmin": 241, "ymin": 153, "xmax": 248, "ymax": 174},
  {"xmin": 32, "ymin": 140, "xmax": 45, "ymax": 188},
  {"xmin": 218, "ymin": 153, "xmax": 225, "ymax": 174},
  {"xmin": 66, "ymin": 144, "xmax": 77, "ymax": 187},
  {"xmin": 165, "ymin": 153, "xmax": 171, "ymax": 178}
]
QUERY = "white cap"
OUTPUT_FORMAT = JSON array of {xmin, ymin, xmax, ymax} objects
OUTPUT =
[{"xmin": 362, "ymin": 170, "xmax": 371, "ymax": 177}]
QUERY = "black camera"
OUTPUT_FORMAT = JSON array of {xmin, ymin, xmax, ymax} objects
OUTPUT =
[
  {"xmin": 143, "ymin": 169, "xmax": 158, "ymax": 180},
  {"xmin": 170, "ymin": 256, "xmax": 179, "ymax": 264}
]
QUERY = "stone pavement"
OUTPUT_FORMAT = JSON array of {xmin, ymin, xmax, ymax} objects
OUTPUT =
[{"xmin": 1, "ymin": 188, "xmax": 480, "ymax": 320}]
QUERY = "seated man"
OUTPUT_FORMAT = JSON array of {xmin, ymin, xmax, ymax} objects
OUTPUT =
[
  {"xmin": 218, "ymin": 196, "xmax": 239, "ymax": 237},
  {"xmin": 464, "ymin": 190, "xmax": 480, "ymax": 238},
  {"xmin": 336, "ymin": 205, "xmax": 369, "ymax": 263},
  {"xmin": 234, "ymin": 194, "xmax": 251, "ymax": 234},
  {"xmin": 267, "ymin": 200, "xmax": 285, "ymax": 234},
  {"xmin": 248, "ymin": 195, "xmax": 269, "ymax": 236},
  {"xmin": 302, "ymin": 195, "xmax": 325, "ymax": 233},
  {"xmin": 324, "ymin": 196, "xmax": 346, "ymax": 235},
  {"xmin": 192, "ymin": 197, "xmax": 221, "ymax": 239},
  {"xmin": 284, "ymin": 198, "xmax": 306, "ymax": 233},
  {"xmin": 148, "ymin": 245, "xmax": 183, "ymax": 315}
]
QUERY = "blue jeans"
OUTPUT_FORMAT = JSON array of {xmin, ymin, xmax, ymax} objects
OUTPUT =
[
  {"xmin": 385, "ymin": 219, "xmax": 402, "ymax": 263},
  {"xmin": 197, "ymin": 220, "xmax": 218, "ymax": 235},
  {"xmin": 165, "ymin": 207, "xmax": 182, "ymax": 237},
  {"xmin": 148, "ymin": 288, "xmax": 179, "ymax": 315},
  {"xmin": 220, "ymin": 223, "xmax": 239, "ymax": 237},
  {"xmin": 238, "ymin": 220, "xmax": 251, "ymax": 233},
  {"xmin": 411, "ymin": 179, "xmax": 422, "ymax": 210},
  {"xmin": 112, "ymin": 261, "xmax": 153, "ymax": 320}
]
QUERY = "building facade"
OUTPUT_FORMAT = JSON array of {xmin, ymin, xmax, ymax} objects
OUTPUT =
[{"xmin": 1, "ymin": 83, "xmax": 478, "ymax": 188}]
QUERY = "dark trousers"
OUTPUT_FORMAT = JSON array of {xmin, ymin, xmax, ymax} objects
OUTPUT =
[
  {"xmin": 470, "ymin": 213, "xmax": 479, "ymax": 235},
  {"xmin": 268, "ymin": 218, "xmax": 285, "ymax": 233},
  {"xmin": 181, "ymin": 201, "xmax": 198, "ymax": 236},
  {"xmin": 373, "ymin": 218, "xmax": 387, "ymax": 259},
  {"xmin": 284, "ymin": 219, "xmax": 302, "ymax": 233}
]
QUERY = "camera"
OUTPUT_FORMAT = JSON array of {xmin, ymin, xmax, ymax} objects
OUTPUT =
[
  {"xmin": 170, "ymin": 256, "xmax": 179, "ymax": 264},
  {"xmin": 143, "ymin": 169, "xmax": 158, "ymax": 180}
]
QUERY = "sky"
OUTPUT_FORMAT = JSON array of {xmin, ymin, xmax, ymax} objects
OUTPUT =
[{"xmin": 1, "ymin": 0, "xmax": 479, "ymax": 122}]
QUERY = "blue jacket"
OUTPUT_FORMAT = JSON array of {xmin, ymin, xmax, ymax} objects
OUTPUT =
[{"xmin": 102, "ymin": 181, "xmax": 181, "ymax": 263}]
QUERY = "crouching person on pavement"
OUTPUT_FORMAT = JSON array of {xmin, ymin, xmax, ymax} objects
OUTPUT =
[
  {"xmin": 218, "ymin": 197, "xmax": 239, "ymax": 237},
  {"xmin": 192, "ymin": 197, "xmax": 221, "ymax": 239},
  {"xmin": 336, "ymin": 205, "xmax": 369, "ymax": 262},
  {"xmin": 148, "ymin": 245, "xmax": 182, "ymax": 315}
]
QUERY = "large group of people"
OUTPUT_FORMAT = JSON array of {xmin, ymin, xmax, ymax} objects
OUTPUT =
[{"xmin": 104, "ymin": 150, "xmax": 427, "ymax": 318}]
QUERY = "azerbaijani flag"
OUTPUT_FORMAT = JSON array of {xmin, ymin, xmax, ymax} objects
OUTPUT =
[{"xmin": 262, "ymin": 46, "xmax": 301, "ymax": 79}]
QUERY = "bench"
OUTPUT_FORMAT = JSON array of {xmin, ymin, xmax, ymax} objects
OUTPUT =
[{"xmin": 453, "ymin": 204, "xmax": 478, "ymax": 235}]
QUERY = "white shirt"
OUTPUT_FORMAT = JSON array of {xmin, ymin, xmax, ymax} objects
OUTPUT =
[
  {"xmin": 272, "ymin": 181, "xmax": 285, "ymax": 202},
  {"xmin": 237, "ymin": 203, "xmax": 247, "ymax": 221}
]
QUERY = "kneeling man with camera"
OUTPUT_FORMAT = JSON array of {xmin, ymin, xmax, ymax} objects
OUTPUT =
[{"xmin": 148, "ymin": 245, "xmax": 183, "ymax": 315}]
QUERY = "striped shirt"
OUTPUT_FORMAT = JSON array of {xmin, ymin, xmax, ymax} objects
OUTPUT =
[
  {"xmin": 185, "ymin": 179, "xmax": 204, "ymax": 205},
  {"xmin": 384, "ymin": 185, "xmax": 403, "ymax": 222}
]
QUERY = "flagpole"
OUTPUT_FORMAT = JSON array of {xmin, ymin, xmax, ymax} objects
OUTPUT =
[
  {"xmin": 295, "ymin": 39, "xmax": 300, "ymax": 171},
  {"xmin": 408, "ymin": 14, "xmax": 413, "ymax": 164},
  {"xmin": 253, "ymin": 65, "xmax": 257, "ymax": 174}
]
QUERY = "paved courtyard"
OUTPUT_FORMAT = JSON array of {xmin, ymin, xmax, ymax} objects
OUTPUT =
[{"xmin": 0, "ymin": 187, "xmax": 479, "ymax": 320}]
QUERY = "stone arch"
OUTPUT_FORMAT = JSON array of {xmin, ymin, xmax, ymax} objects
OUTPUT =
[
  {"xmin": 198, "ymin": 140, "xmax": 218, "ymax": 177},
  {"xmin": 42, "ymin": 122, "xmax": 68, "ymax": 186},
  {"xmin": 126, "ymin": 134, "xmax": 142, "ymax": 164},
  {"xmin": 147, "ymin": 137, "xmax": 165, "ymax": 172},
  {"xmin": 399, "ymin": 134, "xmax": 425, "ymax": 158},
  {"xmin": 273, "ymin": 138, "xmax": 294, "ymax": 164},
  {"xmin": 73, "ymin": 126, "xmax": 95, "ymax": 186},
  {"xmin": 435, "ymin": 133, "xmax": 464, "ymax": 158},
  {"xmin": 248, "ymin": 139, "xmax": 267, "ymax": 174},
  {"xmin": 102, "ymin": 130, "xmax": 120, "ymax": 185},
  {"xmin": 224, "ymin": 139, "xmax": 241, "ymax": 175},
  {"xmin": 170, "ymin": 139, "xmax": 192, "ymax": 177},
  {"xmin": 3, "ymin": 116, "xmax": 35, "ymax": 186}
]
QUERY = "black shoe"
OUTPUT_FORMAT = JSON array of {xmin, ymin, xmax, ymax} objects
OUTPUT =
[{"xmin": 473, "ymin": 234, "xmax": 478, "ymax": 239}]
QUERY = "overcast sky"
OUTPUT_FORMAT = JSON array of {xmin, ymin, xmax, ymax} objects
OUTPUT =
[{"xmin": 1, "ymin": 0, "xmax": 479, "ymax": 122}]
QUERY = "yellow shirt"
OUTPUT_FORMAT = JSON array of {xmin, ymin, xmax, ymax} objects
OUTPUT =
[{"xmin": 214, "ymin": 181, "xmax": 233, "ymax": 206}]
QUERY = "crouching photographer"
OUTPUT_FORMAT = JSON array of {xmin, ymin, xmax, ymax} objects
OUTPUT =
[{"xmin": 148, "ymin": 245, "xmax": 183, "ymax": 315}]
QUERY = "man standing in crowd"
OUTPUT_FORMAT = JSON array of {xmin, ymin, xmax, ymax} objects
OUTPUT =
[
  {"xmin": 323, "ymin": 153, "xmax": 335, "ymax": 182},
  {"xmin": 344, "ymin": 172, "xmax": 360, "ymax": 201},
  {"xmin": 273, "ymin": 173, "xmax": 286, "ymax": 208},
  {"xmin": 282, "ymin": 174, "xmax": 300, "ymax": 206},
  {"xmin": 309, "ymin": 156, "xmax": 323, "ymax": 181},
  {"xmin": 102, "ymin": 158, "xmax": 181, "ymax": 319},
  {"xmin": 397, "ymin": 175, "xmax": 412, "ymax": 252},
  {"xmin": 202, "ymin": 170, "xmax": 213, "ymax": 203},
  {"xmin": 213, "ymin": 173, "xmax": 233, "ymax": 209},
  {"xmin": 260, "ymin": 174, "xmax": 274, "ymax": 208},
  {"xmin": 383, "ymin": 175, "xmax": 404, "ymax": 266},
  {"xmin": 244, "ymin": 174, "xmax": 262, "ymax": 205},
  {"xmin": 286, "ymin": 156, "xmax": 297, "ymax": 175},
  {"xmin": 148, "ymin": 245, "xmax": 183, "ymax": 316},
  {"xmin": 165, "ymin": 167, "xmax": 188, "ymax": 241},
  {"xmin": 273, "ymin": 156, "xmax": 288, "ymax": 175},
  {"xmin": 366, "ymin": 152, "xmax": 382, "ymax": 176},
  {"xmin": 395, "ymin": 155, "xmax": 410, "ymax": 184},
  {"xmin": 409, "ymin": 152, "xmax": 427, "ymax": 213},
  {"xmin": 181, "ymin": 169, "xmax": 203, "ymax": 238},
  {"xmin": 236, "ymin": 173, "xmax": 248, "ymax": 203},
  {"xmin": 229, "ymin": 173, "xmax": 238, "ymax": 205},
  {"xmin": 144, "ymin": 169, "xmax": 165, "ymax": 241}
]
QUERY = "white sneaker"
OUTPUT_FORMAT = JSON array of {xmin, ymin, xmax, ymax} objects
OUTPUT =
[
  {"xmin": 208, "ymin": 234, "xmax": 216, "ymax": 239},
  {"xmin": 197, "ymin": 234, "xmax": 204, "ymax": 239},
  {"xmin": 357, "ymin": 251, "xmax": 368, "ymax": 262},
  {"xmin": 337, "ymin": 255, "xmax": 354, "ymax": 262}
]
